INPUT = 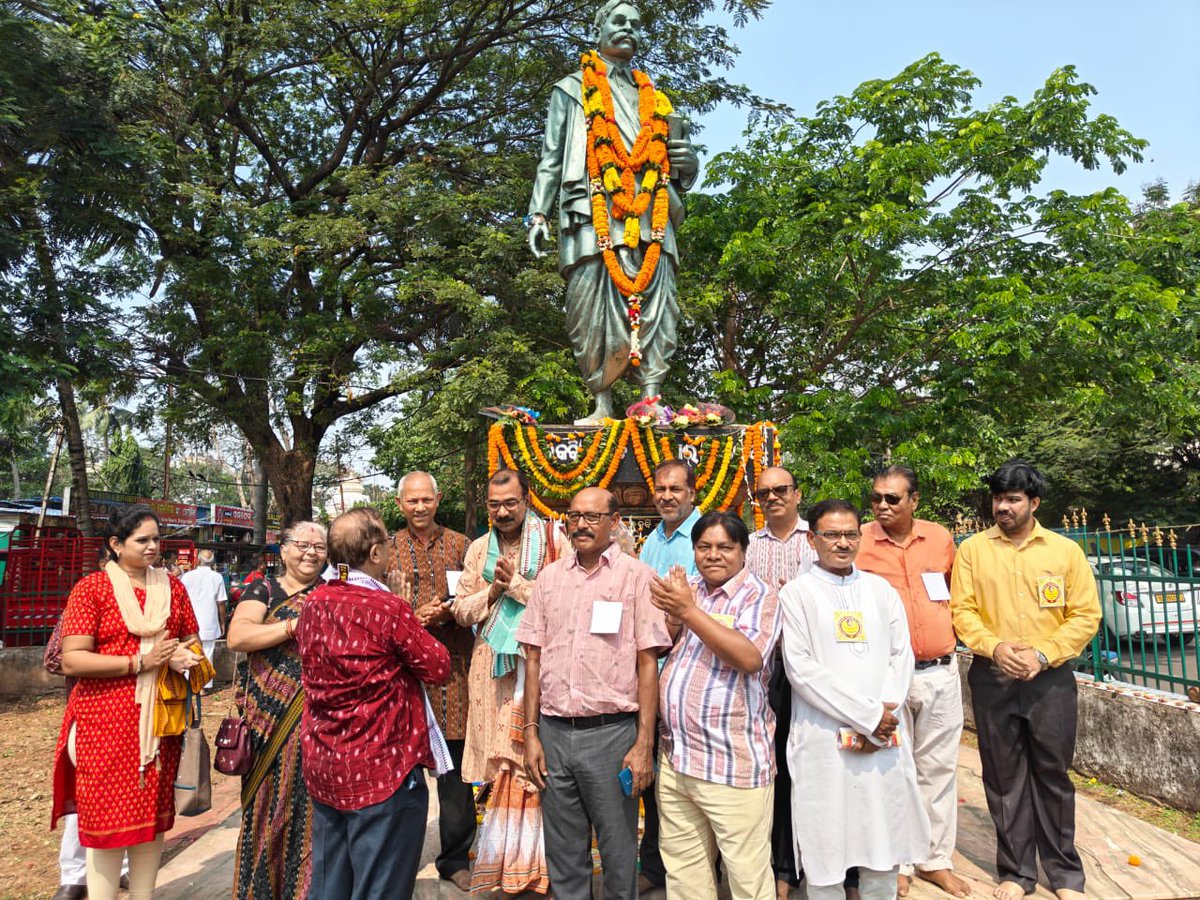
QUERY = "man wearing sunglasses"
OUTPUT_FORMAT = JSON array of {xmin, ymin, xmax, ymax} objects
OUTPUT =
[
  {"xmin": 779, "ymin": 500, "xmax": 929, "ymax": 900},
  {"xmin": 744, "ymin": 466, "xmax": 816, "ymax": 900},
  {"xmin": 519, "ymin": 487, "xmax": 670, "ymax": 900},
  {"xmin": 856, "ymin": 466, "xmax": 967, "ymax": 899}
]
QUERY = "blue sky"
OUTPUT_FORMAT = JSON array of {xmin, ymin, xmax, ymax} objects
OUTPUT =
[{"xmin": 698, "ymin": 0, "xmax": 1199, "ymax": 201}]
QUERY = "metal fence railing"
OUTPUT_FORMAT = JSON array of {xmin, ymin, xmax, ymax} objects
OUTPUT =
[{"xmin": 955, "ymin": 514, "xmax": 1200, "ymax": 697}]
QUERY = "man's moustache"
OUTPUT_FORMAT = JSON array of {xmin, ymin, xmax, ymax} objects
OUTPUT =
[{"xmin": 573, "ymin": 531, "xmax": 595, "ymax": 540}]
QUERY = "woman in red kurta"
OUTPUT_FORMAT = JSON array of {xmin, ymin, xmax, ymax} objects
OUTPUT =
[{"xmin": 51, "ymin": 508, "xmax": 202, "ymax": 900}]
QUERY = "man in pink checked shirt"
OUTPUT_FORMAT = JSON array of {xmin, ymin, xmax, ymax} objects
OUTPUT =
[{"xmin": 519, "ymin": 487, "xmax": 671, "ymax": 900}]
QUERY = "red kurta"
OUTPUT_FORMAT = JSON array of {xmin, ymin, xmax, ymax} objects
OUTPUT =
[{"xmin": 50, "ymin": 571, "xmax": 200, "ymax": 848}]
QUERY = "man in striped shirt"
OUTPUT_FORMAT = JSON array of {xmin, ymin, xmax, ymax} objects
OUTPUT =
[
  {"xmin": 745, "ymin": 465, "xmax": 815, "ymax": 900},
  {"xmin": 651, "ymin": 511, "xmax": 782, "ymax": 900}
]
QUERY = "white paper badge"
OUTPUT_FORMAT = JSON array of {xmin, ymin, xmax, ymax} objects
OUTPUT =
[
  {"xmin": 445, "ymin": 570, "xmax": 463, "ymax": 598},
  {"xmin": 922, "ymin": 572, "xmax": 951, "ymax": 602},
  {"xmin": 590, "ymin": 600, "xmax": 623, "ymax": 634}
]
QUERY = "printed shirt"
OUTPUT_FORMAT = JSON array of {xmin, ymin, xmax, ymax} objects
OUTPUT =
[
  {"xmin": 746, "ymin": 517, "xmax": 817, "ymax": 590},
  {"xmin": 659, "ymin": 566, "xmax": 782, "ymax": 788},
  {"xmin": 640, "ymin": 507, "xmax": 702, "ymax": 577},
  {"xmin": 387, "ymin": 525, "xmax": 472, "ymax": 739},
  {"xmin": 297, "ymin": 575, "xmax": 451, "ymax": 810},
  {"xmin": 951, "ymin": 520, "xmax": 1101, "ymax": 667},
  {"xmin": 517, "ymin": 542, "xmax": 671, "ymax": 717},
  {"xmin": 856, "ymin": 519, "xmax": 957, "ymax": 661}
]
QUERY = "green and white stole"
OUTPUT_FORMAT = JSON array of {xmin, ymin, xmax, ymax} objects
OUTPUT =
[{"xmin": 480, "ymin": 511, "xmax": 548, "ymax": 678}]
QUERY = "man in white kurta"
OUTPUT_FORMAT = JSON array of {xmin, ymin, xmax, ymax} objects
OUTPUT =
[{"xmin": 779, "ymin": 500, "xmax": 930, "ymax": 900}]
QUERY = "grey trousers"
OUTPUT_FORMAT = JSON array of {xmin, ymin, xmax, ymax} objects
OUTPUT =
[{"xmin": 539, "ymin": 714, "xmax": 640, "ymax": 900}]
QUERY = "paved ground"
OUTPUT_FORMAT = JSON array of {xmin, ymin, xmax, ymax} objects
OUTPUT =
[{"xmin": 154, "ymin": 744, "xmax": 1200, "ymax": 900}]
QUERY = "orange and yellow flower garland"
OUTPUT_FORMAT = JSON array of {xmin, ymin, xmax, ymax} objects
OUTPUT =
[
  {"xmin": 488, "ymin": 420, "xmax": 781, "ymax": 521},
  {"xmin": 581, "ymin": 50, "xmax": 672, "ymax": 367}
]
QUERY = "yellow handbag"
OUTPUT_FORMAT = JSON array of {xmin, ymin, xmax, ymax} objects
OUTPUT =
[{"xmin": 155, "ymin": 642, "xmax": 216, "ymax": 737}]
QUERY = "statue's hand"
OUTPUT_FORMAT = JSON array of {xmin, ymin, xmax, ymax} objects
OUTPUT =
[
  {"xmin": 668, "ymin": 139, "xmax": 699, "ymax": 183},
  {"xmin": 527, "ymin": 215, "xmax": 551, "ymax": 259}
]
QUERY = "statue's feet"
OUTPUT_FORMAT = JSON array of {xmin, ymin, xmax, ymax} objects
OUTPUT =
[{"xmin": 574, "ymin": 391, "xmax": 614, "ymax": 425}]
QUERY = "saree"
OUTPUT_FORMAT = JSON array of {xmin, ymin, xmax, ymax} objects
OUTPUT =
[
  {"xmin": 232, "ymin": 578, "xmax": 316, "ymax": 900},
  {"xmin": 469, "ymin": 767, "xmax": 551, "ymax": 895}
]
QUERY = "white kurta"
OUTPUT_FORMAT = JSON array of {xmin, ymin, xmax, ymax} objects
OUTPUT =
[{"xmin": 779, "ymin": 565, "xmax": 930, "ymax": 886}]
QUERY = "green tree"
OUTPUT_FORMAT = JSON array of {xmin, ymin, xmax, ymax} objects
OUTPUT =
[
  {"xmin": 110, "ymin": 0, "xmax": 771, "ymax": 526},
  {"xmin": 676, "ymin": 54, "xmax": 1192, "ymax": 517}
]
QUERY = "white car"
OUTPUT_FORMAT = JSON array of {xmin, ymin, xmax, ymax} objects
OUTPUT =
[{"xmin": 1087, "ymin": 555, "xmax": 1199, "ymax": 643}]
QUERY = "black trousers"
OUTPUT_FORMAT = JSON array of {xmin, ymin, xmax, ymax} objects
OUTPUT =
[
  {"xmin": 639, "ymin": 734, "xmax": 666, "ymax": 886},
  {"xmin": 310, "ymin": 768, "xmax": 428, "ymax": 900},
  {"xmin": 969, "ymin": 657, "xmax": 1085, "ymax": 894},
  {"xmin": 436, "ymin": 740, "xmax": 476, "ymax": 878},
  {"xmin": 768, "ymin": 661, "xmax": 799, "ymax": 886}
]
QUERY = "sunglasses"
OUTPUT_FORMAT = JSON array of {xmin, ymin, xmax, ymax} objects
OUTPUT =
[
  {"xmin": 752, "ymin": 485, "xmax": 795, "ymax": 501},
  {"xmin": 869, "ymin": 492, "xmax": 905, "ymax": 506}
]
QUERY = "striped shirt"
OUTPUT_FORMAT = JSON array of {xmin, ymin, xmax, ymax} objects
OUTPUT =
[
  {"xmin": 659, "ymin": 567, "xmax": 782, "ymax": 788},
  {"xmin": 746, "ymin": 518, "xmax": 817, "ymax": 590}
]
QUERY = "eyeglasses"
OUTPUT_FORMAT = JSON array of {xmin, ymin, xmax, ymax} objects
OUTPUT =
[
  {"xmin": 288, "ymin": 540, "xmax": 327, "ymax": 553},
  {"xmin": 752, "ymin": 485, "xmax": 795, "ymax": 501},
  {"xmin": 565, "ymin": 511, "xmax": 609, "ymax": 526},
  {"xmin": 814, "ymin": 530, "xmax": 862, "ymax": 543},
  {"xmin": 486, "ymin": 498, "xmax": 524, "ymax": 513},
  {"xmin": 869, "ymin": 492, "xmax": 905, "ymax": 506}
]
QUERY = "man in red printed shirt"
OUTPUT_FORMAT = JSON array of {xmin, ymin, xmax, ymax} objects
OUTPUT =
[{"xmin": 297, "ymin": 507, "xmax": 451, "ymax": 900}]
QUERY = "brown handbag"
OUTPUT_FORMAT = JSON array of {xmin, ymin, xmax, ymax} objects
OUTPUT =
[
  {"xmin": 213, "ymin": 714, "xmax": 252, "ymax": 776},
  {"xmin": 43, "ymin": 616, "xmax": 65, "ymax": 676},
  {"xmin": 174, "ymin": 688, "xmax": 212, "ymax": 816}
]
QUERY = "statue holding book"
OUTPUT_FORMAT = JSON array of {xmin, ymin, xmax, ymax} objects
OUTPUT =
[{"xmin": 527, "ymin": 0, "xmax": 699, "ymax": 423}]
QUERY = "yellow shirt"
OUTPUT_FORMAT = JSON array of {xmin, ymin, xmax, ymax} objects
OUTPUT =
[{"xmin": 950, "ymin": 520, "xmax": 1101, "ymax": 667}]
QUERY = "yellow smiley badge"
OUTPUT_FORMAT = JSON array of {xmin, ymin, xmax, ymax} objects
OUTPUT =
[
  {"xmin": 835, "ymin": 610, "xmax": 866, "ymax": 643},
  {"xmin": 1037, "ymin": 575, "xmax": 1065, "ymax": 609}
]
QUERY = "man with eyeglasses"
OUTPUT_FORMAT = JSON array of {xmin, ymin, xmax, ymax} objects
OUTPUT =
[
  {"xmin": 453, "ymin": 468, "xmax": 568, "ymax": 895},
  {"xmin": 951, "ymin": 461, "xmax": 1099, "ymax": 900},
  {"xmin": 743, "ymin": 465, "xmax": 815, "ymax": 900},
  {"xmin": 855, "ymin": 466, "xmax": 967, "ymax": 899},
  {"xmin": 518, "ymin": 487, "xmax": 670, "ymax": 900},
  {"xmin": 386, "ymin": 471, "xmax": 474, "ymax": 891},
  {"xmin": 779, "ymin": 499, "xmax": 929, "ymax": 900},
  {"xmin": 636, "ymin": 457, "xmax": 701, "ymax": 891}
]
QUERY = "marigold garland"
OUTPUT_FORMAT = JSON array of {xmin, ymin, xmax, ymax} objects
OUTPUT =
[
  {"xmin": 487, "ymin": 420, "xmax": 778, "ymax": 520},
  {"xmin": 581, "ymin": 50, "xmax": 672, "ymax": 367}
]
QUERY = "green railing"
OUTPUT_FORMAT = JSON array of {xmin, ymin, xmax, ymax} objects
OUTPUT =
[{"xmin": 955, "ymin": 516, "xmax": 1200, "ymax": 697}]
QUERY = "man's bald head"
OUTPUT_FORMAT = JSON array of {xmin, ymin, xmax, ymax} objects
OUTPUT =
[
  {"xmin": 573, "ymin": 486, "xmax": 619, "ymax": 514},
  {"xmin": 568, "ymin": 487, "xmax": 620, "ymax": 561},
  {"xmin": 755, "ymin": 466, "xmax": 801, "ymax": 532},
  {"xmin": 328, "ymin": 507, "xmax": 389, "ymax": 569}
]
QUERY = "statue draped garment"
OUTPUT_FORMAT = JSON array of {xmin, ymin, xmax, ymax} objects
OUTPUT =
[{"xmin": 528, "ymin": 65, "xmax": 697, "ymax": 395}]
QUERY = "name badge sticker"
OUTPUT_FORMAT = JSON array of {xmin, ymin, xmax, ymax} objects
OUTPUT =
[
  {"xmin": 835, "ymin": 610, "xmax": 866, "ymax": 643},
  {"xmin": 921, "ymin": 572, "xmax": 951, "ymax": 602},
  {"xmin": 590, "ymin": 600, "xmax": 623, "ymax": 634},
  {"xmin": 710, "ymin": 613, "xmax": 736, "ymax": 629},
  {"xmin": 1037, "ymin": 575, "xmax": 1066, "ymax": 609}
]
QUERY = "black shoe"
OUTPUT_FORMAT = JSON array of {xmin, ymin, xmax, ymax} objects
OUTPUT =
[
  {"xmin": 51, "ymin": 886, "xmax": 87, "ymax": 900},
  {"xmin": 119, "ymin": 875, "xmax": 129, "ymax": 890}
]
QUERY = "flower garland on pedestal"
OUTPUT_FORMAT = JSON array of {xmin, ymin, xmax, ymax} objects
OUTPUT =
[
  {"xmin": 581, "ymin": 50, "xmax": 671, "ymax": 368},
  {"xmin": 488, "ymin": 419, "xmax": 779, "ymax": 520}
]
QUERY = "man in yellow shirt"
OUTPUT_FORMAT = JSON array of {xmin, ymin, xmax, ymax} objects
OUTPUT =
[{"xmin": 951, "ymin": 461, "xmax": 1100, "ymax": 900}]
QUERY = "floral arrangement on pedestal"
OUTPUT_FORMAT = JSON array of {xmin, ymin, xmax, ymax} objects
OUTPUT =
[{"xmin": 486, "ymin": 414, "xmax": 780, "ymax": 528}]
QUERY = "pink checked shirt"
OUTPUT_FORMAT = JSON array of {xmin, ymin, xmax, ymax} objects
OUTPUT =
[
  {"xmin": 746, "ymin": 518, "xmax": 817, "ymax": 590},
  {"xmin": 517, "ymin": 541, "xmax": 671, "ymax": 717},
  {"xmin": 659, "ymin": 566, "xmax": 782, "ymax": 788}
]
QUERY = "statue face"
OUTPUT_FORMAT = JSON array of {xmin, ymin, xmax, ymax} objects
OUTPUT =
[{"xmin": 598, "ymin": 3, "xmax": 641, "ymax": 62}]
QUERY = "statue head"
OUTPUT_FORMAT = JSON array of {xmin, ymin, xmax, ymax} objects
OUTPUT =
[{"xmin": 594, "ymin": 0, "xmax": 641, "ymax": 62}]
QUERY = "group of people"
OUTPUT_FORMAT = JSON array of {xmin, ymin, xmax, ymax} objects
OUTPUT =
[{"xmin": 48, "ymin": 456, "xmax": 1101, "ymax": 900}]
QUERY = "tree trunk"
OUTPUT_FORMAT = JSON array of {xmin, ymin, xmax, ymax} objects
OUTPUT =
[
  {"xmin": 263, "ymin": 445, "xmax": 316, "ymax": 531},
  {"xmin": 32, "ymin": 229, "xmax": 95, "ymax": 536},
  {"xmin": 10, "ymin": 449, "xmax": 20, "ymax": 501},
  {"xmin": 56, "ymin": 377, "xmax": 94, "ymax": 535},
  {"xmin": 463, "ymin": 432, "xmax": 478, "ymax": 537},
  {"xmin": 252, "ymin": 452, "xmax": 268, "ymax": 543}
]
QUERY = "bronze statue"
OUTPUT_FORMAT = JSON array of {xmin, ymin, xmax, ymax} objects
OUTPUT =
[{"xmin": 527, "ymin": 0, "xmax": 699, "ymax": 423}]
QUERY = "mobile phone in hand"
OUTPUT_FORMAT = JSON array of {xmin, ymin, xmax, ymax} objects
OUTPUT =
[{"xmin": 618, "ymin": 766, "xmax": 634, "ymax": 797}]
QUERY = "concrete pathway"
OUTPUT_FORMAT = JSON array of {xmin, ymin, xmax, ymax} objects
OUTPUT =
[{"xmin": 153, "ymin": 744, "xmax": 1200, "ymax": 900}]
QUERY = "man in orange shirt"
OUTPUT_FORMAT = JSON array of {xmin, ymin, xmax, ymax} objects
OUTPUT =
[{"xmin": 857, "ymin": 466, "xmax": 969, "ymax": 899}]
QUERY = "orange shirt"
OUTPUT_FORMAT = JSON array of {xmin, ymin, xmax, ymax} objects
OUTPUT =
[{"xmin": 856, "ymin": 519, "xmax": 956, "ymax": 660}]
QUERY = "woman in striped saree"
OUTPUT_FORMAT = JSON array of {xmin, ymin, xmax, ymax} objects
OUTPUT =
[{"xmin": 227, "ymin": 521, "xmax": 328, "ymax": 899}]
